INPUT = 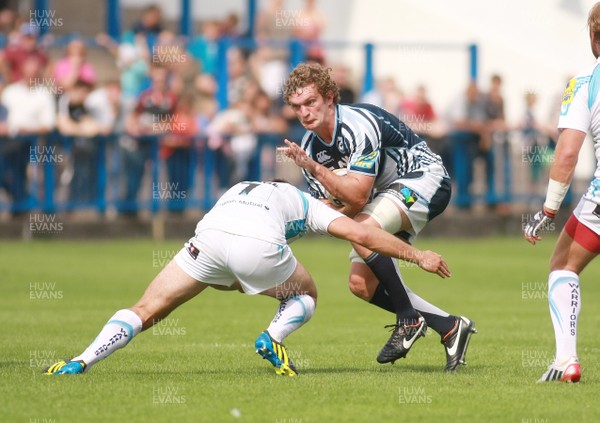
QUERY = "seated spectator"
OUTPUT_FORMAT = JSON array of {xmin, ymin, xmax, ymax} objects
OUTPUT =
[
  {"xmin": 52, "ymin": 39, "xmax": 97, "ymax": 93},
  {"xmin": 57, "ymin": 80, "xmax": 102, "ymax": 207},
  {"xmin": 0, "ymin": 23, "xmax": 48, "ymax": 83},
  {"xmin": 1, "ymin": 56, "xmax": 55, "ymax": 215}
]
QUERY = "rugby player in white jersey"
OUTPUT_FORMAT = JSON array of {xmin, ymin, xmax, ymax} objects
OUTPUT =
[
  {"xmin": 524, "ymin": 2, "xmax": 600, "ymax": 383},
  {"xmin": 44, "ymin": 180, "xmax": 450, "ymax": 376},
  {"xmin": 281, "ymin": 63, "xmax": 476, "ymax": 371}
]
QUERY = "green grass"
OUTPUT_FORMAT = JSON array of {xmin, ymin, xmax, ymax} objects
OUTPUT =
[{"xmin": 1, "ymin": 237, "xmax": 599, "ymax": 423}]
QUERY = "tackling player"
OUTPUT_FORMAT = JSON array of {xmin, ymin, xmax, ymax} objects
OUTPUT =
[
  {"xmin": 523, "ymin": 2, "xmax": 600, "ymax": 383},
  {"xmin": 281, "ymin": 63, "xmax": 476, "ymax": 371},
  {"xmin": 44, "ymin": 180, "xmax": 450, "ymax": 377}
]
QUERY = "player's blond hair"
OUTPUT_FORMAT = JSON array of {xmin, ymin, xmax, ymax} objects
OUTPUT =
[
  {"xmin": 283, "ymin": 62, "xmax": 340, "ymax": 104},
  {"xmin": 589, "ymin": 2, "xmax": 600, "ymax": 38}
]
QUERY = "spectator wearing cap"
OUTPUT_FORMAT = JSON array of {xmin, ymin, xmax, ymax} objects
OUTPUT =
[{"xmin": 0, "ymin": 23, "xmax": 48, "ymax": 83}]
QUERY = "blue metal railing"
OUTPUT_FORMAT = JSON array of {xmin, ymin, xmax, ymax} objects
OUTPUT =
[{"xmin": 0, "ymin": 132, "xmax": 283, "ymax": 214}]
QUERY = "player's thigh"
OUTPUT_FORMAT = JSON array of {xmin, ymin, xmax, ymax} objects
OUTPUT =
[
  {"xmin": 550, "ymin": 205, "xmax": 600, "ymax": 272},
  {"xmin": 366, "ymin": 169, "xmax": 451, "ymax": 243},
  {"xmin": 259, "ymin": 260, "xmax": 317, "ymax": 301},
  {"xmin": 132, "ymin": 259, "xmax": 209, "ymax": 329}
]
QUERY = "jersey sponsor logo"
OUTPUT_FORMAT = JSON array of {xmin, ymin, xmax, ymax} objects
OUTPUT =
[
  {"xmin": 400, "ymin": 186, "xmax": 418, "ymax": 209},
  {"xmin": 351, "ymin": 151, "xmax": 378, "ymax": 170},
  {"xmin": 316, "ymin": 150, "xmax": 332, "ymax": 163},
  {"xmin": 561, "ymin": 76, "xmax": 590, "ymax": 116}
]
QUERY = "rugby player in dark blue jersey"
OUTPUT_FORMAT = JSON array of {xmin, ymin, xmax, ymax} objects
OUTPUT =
[{"xmin": 281, "ymin": 62, "xmax": 476, "ymax": 371}]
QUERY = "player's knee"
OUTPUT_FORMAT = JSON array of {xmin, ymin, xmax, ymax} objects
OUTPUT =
[
  {"xmin": 131, "ymin": 304, "xmax": 168, "ymax": 330},
  {"xmin": 348, "ymin": 274, "xmax": 370, "ymax": 301}
]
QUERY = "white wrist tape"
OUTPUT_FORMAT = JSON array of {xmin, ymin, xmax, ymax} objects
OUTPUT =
[{"xmin": 544, "ymin": 178, "xmax": 570, "ymax": 212}]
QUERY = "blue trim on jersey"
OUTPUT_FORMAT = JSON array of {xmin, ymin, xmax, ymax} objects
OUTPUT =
[
  {"xmin": 589, "ymin": 64, "xmax": 600, "ymax": 110},
  {"xmin": 314, "ymin": 105, "xmax": 339, "ymax": 147},
  {"xmin": 284, "ymin": 189, "xmax": 309, "ymax": 239},
  {"xmin": 108, "ymin": 320, "xmax": 135, "ymax": 343}
]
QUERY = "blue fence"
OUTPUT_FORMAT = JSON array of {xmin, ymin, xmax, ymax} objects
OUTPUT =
[{"xmin": 0, "ymin": 132, "xmax": 282, "ymax": 215}]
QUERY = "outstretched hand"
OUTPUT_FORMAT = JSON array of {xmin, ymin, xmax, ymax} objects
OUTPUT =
[
  {"xmin": 278, "ymin": 139, "xmax": 312, "ymax": 169},
  {"xmin": 417, "ymin": 250, "xmax": 451, "ymax": 278},
  {"xmin": 524, "ymin": 210, "xmax": 554, "ymax": 245}
]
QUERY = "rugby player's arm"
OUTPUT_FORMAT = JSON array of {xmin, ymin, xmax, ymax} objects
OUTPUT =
[
  {"xmin": 282, "ymin": 139, "xmax": 373, "ymax": 216},
  {"xmin": 544, "ymin": 128, "xmax": 586, "ymax": 215},
  {"xmin": 310, "ymin": 164, "xmax": 374, "ymax": 217},
  {"xmin": 326, "ymin": 216, "xmax": 451, "ymax": 278}
]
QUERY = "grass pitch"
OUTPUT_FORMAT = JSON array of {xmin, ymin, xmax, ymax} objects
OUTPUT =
[{"xmin": 1, "ymin": 236, "xmax": 599, "ymax": 422}]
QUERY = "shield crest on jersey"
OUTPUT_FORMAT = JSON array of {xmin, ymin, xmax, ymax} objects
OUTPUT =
[{"xmin": 336, "ymin": 137, "xmax": 347, "ymax": 154}]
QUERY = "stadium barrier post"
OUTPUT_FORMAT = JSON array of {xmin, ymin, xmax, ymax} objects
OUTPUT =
[
  {"xmin": 363, "ymin": 43, "xmax": 375, "ymax": 94},
  {"xmin": 469, "ymin": 43, "xmax": 478, "ymax": 81},
  {"xmin": 96, "ymin": 135, "xmax": 107, "ymax": 214},
  {"xmin": 150, "ymin": 135, "xmax": 160, "ymax": 214},
  {"xmin": 289, "ymin": 39, "xmax": 305, "ymax": 69},
  {"xmin": 180, "ymin": 0, "xmax": 192, "ymax": 38},
  {"xmin": 41, "ymin": 135, "xmax": 55, "ymax": 214},
  {"xmin": 105, "ymin": 0, "xmax": 121, "ymax": 40},
  {"xmin": 216, "ymin": 38, "xmax": 230, "ymax": 110},
  {"xmin": 203, "ymin": 145, "xmax": 215, "ymax": 209}
]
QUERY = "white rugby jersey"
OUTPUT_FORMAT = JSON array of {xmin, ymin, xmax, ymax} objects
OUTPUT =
[
  {"xmin": 300, "ymin": 103, "xmax": 444, "ymax": 199},
  {"xmin": 196, "ymin": 181, "xmax": 343, "ymax": 244},
  {"xmin": 559, "ymin": 56, "xmax": 600, "ymax": 202}
]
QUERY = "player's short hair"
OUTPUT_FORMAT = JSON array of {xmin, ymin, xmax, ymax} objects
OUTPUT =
[
  {"xmin": 284, "ymin": 62, "xmax": 340, "ymax": 105},
  {"xmin": 589, "ymin": 2, "xmax": 600, "ymax": 39}
]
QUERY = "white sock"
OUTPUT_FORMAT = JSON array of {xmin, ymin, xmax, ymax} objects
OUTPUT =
[
  {"xmin": 72, "ymin": 309, "xmax": 143, "ymax": 367},
  {"xmin": 548, "ymin": 270, "xmax": 581, "ymax": 361},
  {"xmin": 395, "ymin": 260, "xmax": 449, "ymax": 317},
  {"xmin": 266, "ymin": 295, "xmax": 315, "ymax": 342}
]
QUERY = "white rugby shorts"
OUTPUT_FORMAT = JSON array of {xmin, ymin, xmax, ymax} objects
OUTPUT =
[{"xmin": 174, "ymin": 228, "xmax": 297, "ymax": 295}]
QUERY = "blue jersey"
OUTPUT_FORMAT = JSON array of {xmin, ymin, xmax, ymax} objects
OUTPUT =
[{"xmin": 300, "ymin": 103, "xmax": 444, "ymax": 199}]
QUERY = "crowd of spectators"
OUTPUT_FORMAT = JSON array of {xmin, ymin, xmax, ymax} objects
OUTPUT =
[{"xmin": 0, "ymin": 3, "xmax": 560, "ymax": 217}]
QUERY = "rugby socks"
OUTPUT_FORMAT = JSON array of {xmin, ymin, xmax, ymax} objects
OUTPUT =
[
  {"xmin": 368, "ymin": 260, "xmax": 455, "ymax": 335},
  {"xmin": 72, "ymin": 309, "xmax": 143, "ymax": 367},
  {"xmin": 365, "ymin": 252, "xmax": 419, "ymax": 324},
  {"xmin": 547, "ymin": 270, "xmax": 581, "ymax": 361},
  {"xmin": 266, "ymin": 294, "xmax": 315, "ymax": 343}
]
